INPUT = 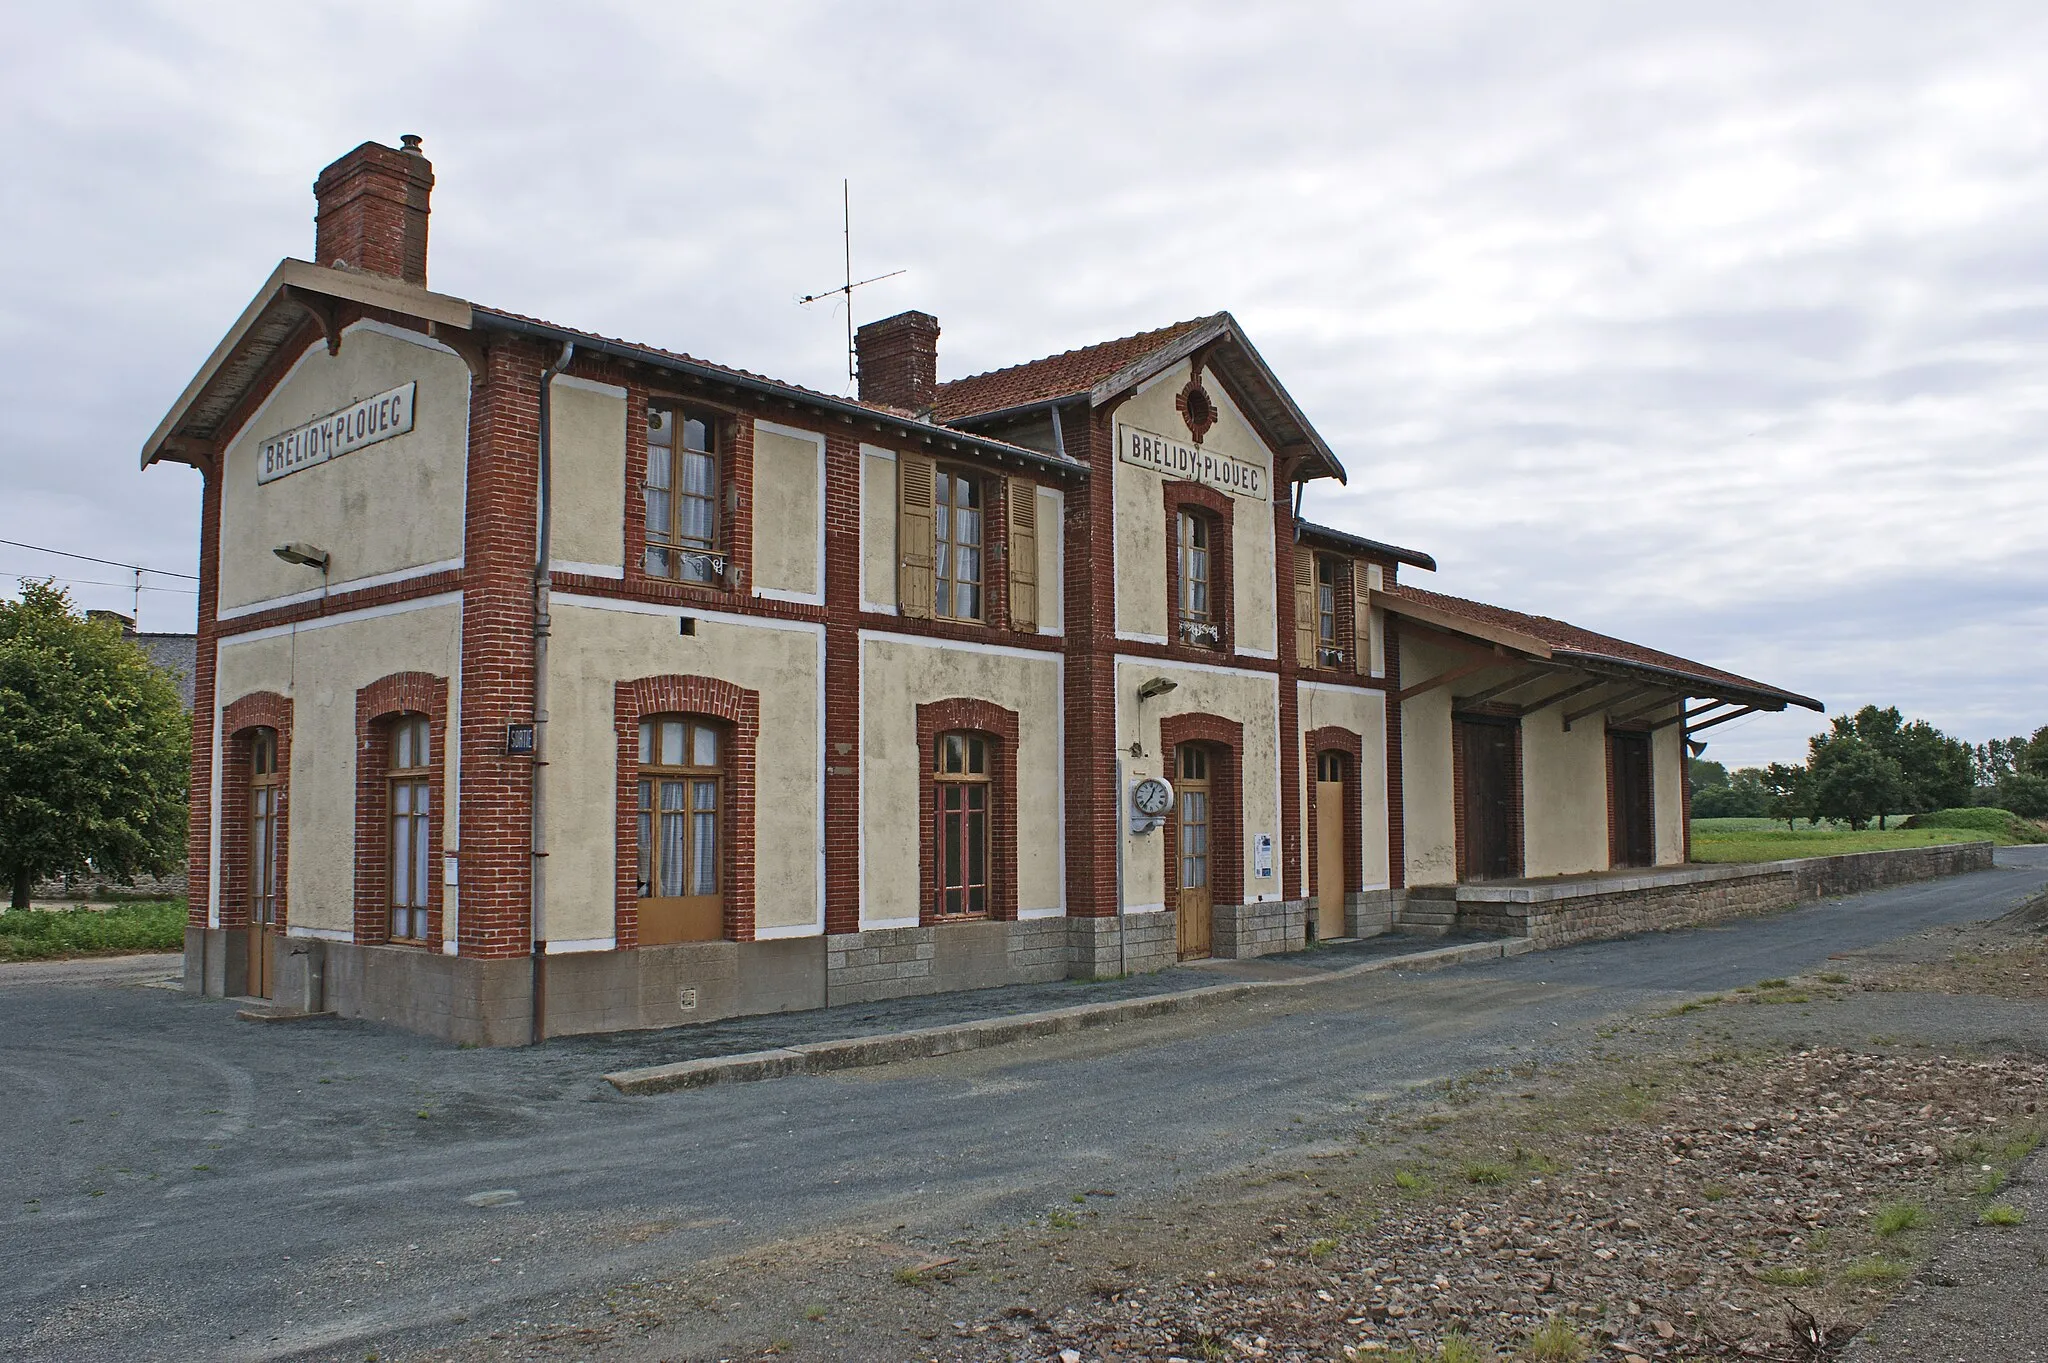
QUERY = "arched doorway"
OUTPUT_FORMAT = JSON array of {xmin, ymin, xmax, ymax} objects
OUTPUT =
[
  {"xmin": 1173, "ymin": 743, "xmax": 1214, "ymax": 959},
  {"xmin": 1314, "ymin": 749, "xmax": 1350, "ymax": 940},
  {"xmin": 246, "ymin": 727, "xmax": 281, "ymax": 999}
]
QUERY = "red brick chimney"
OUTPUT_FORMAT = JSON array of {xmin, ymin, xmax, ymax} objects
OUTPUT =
[
  {"xmin": 313, "ymin": 135, "xmax": 435, "ymax": 286},
  {"xmin": 856, "ymin": 311, "xmax": 941, "ymax": 410}
]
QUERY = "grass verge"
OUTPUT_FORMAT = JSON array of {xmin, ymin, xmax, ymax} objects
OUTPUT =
[{"xmin": 0, "ymin": 901, "xmax": 186, "ymax": 961}]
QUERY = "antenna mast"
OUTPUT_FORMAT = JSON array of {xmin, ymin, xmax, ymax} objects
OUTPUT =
[{"xmin": 797, "ymin": 178, "xmax": 904, "ymax": 392}]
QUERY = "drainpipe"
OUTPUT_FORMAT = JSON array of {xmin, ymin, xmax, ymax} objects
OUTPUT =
[{"xmin": 531, "ymin": 340, "xmax": 575, "ymax": 1045}]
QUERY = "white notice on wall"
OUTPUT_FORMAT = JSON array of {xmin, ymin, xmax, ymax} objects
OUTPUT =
[
  {"xmin": 257, "ymin": 382, "xmax": 417, "ymax": 484},
  {"xmin": 1117, "ymin": 423, "xmax": 1266, "ymax": 500},
  {"xmin": 1254, "ymin": 833, "xmax": 1274, "ymax": 879}
]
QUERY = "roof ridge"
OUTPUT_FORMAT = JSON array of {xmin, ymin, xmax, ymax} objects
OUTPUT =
[{"xmin": 935, "ymin": 313, "xmax": 1222, "ymax": 393}]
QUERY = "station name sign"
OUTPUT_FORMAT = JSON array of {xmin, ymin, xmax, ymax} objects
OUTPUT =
[
  {"xmin": 257, "ymin": 382, "xmax": 416, "ymax": 484},
  {"xmin": 1117, "ymin": 423, "xmax": 1266, "ymax": 501}
]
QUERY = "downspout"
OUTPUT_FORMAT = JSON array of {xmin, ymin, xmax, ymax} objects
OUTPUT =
[{"xmin": 531, "ymin": 340, "xmax": 575, "ymax": 1045}]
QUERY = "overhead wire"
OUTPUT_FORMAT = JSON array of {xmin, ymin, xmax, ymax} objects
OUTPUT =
[{"xmin": 0, "ymin": 537, "xmax": 198, "ymax": 580}]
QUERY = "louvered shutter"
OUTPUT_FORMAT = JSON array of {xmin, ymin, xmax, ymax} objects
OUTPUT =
[
  {"xmin": 1293, "ymin": 546, "xmax": 1316, "ymax": 665},
  {"xmin": 1006, "ymin": 476, "xmax": 1038, "ymax": 632},
  {"xmin": 897, "ymin": 452, "xmax": 937, "ymax": 619},
  {"xmin": 1352, "ymin": 559, "xmax": 1371, "ymax": 674}
]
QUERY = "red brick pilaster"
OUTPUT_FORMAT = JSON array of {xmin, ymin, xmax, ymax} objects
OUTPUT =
[
  {"xmin": 1305, "ymin": 726, "xmax": 1365, "ymax": 896},
  {"xmin": 1161, "ymin": 713, "xmax": 1245, "ymax": 910},
  {"xmin": 822, "ymin": 432, "xmax": 863, "ymax": 934},
  {"xmin": 1065, "ymin": 403, "xmax": 1123, "ymax": 918},
  {"xmin": 614, "ymin": 675, "xmax": 760, "ymax": 946},
  {"xmin": 354, "ymin": 673, "xmax": 449, "ymax": 944},
  {"xmin": 187, "ymin": 464, "xmax": 221, "ymax": 927},
  {"xmin": 1385, "ymin": 613, "xmax": 1406, "ymax": 889},
  {"xmin": 1273, "ymin": 494, "xmax": 1304, "ymax": 899},
  {"xmin": 916, "ymin": 698, "xmax": 1021, "ymax": 925},
  {"xmin": 457, "ymin": 337, "xmax": 540, "ymax": 959},
  {"xmin": 218, "ymin": 692, "xmax": 292, "ymax": 932}
]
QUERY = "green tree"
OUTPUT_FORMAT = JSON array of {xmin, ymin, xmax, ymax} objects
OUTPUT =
[
  {"xmin": 1693, "ymin": 765, "xmax": 1771, "ymax": 818},
  {"xmin": 0, "ymin": 581, "xmax": 190, "ymax": 908},
  {"xmin": 1807, "ymin": 735, "xmax": 1905, "ymax": 831},
  {"xmin": 2024, "ymin": 725, "xmax": 2048, "ymax": 779},
  {"xmin": 1761, "ymin": 762, "xmax": 1810, "ymax": 831},
  {"xmin": 1689, "ymin": 758, "xmax": 1730, "ymax": 794},
  {"xmin": 1819, "ymin": 705, "xmax": 1972, "ymax": 822}
]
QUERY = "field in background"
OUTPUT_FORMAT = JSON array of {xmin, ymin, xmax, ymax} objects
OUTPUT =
[
  {"xmin": 0, "ymin": 901, "xmax": 186, "ymax": 961},
  {"xmin": 1691, "ymin": 808, "xmax": 2045, "ymax": 864}
]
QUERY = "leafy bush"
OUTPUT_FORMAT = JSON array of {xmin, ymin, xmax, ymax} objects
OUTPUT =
[
  {"xmin": 0, "ymin": 901, "xmax": 185, "ymax": 961},
  {"xmin": 1901, "ymin": 808, "xmax": 2048, "ymax": 843}
]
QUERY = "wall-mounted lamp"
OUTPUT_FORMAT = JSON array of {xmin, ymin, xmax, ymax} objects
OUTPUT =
[
  {"xmin": 273, "ymin": 543, "xmax": 330, "ymax": 571},
  {"xmin": 1136, "ymin": 676, "xmax": 1178, "ymax": 701}
]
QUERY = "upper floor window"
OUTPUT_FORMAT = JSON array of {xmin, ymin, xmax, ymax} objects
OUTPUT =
[
  {"xmin": 637, "ymin": 715, "xmax": 724, "ymax": 943},
  {"xmin": 645, "ymin": 405, "xmax": 724, "ymax": 584},
  {"xmin": 934, "ymin": 466, "xmax": 983, "ymax": 621},
  {"xmin": 388, "ymin": 715, "xmax": 432, "ymax": 944},
  {"xmin": 1178, "ymin": 510, "xmax": 1221, "ymax": 648},
  {"xmin": 1316, "ymin": 555, "xmax": 1344, "ymax": 669}
]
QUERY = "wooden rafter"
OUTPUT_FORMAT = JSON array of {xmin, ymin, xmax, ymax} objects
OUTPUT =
[
  {"xmin": 1686, "ymin": 705, "xmax": 1762, "ymax": 734},
  {"xmin": 280, "ymin": 284, "xmax": 341, "ymax": 356},
  {"xmin": 1685, "ymin": 700, "xmax": 1732, "ymax": 722},
  {"xmin": 1452, "ymin": 667, "xmax": 1557, "ymax": 709},
  {"xmin": 1395, "ymin": 655, "xmax": 1505, "ymax": 705},
  {"xmin": 1563, "ymin": 683, "xmax": 1653, "ymax": 731},
  {"xmin": 1511, "ymin": 675, "xmax": 1608, "ymax": 718},
  {"xmin": 1610, "ymin": 691, "xmax": 1683, "ymax": 724}
]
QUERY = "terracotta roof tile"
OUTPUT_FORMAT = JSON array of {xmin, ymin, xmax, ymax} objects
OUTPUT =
[
  {"xmin": 1386, "ymin": 584, "xmax": 1821, "ymax": 709},
  {"xmin": 934, "ymin": 315, "xmax": 1222, "ymax": 421}
]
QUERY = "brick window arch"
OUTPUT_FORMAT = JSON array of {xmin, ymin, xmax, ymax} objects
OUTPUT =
[
  {"xmin": 615, "ymin": 675, "xmax": 760, "ymax": 946},
  {"xmin": 1160, "ymin": 713, "xmax": 1244, "ymax": 909},
  {"xmin": 916, "ymin": 698, "xmax": 1020, "ymax": 925},
  {"xmin": 354, "ymin": 672, "xmax": 450, "ymax": 945},
  {"xmin": 220, "ymin": 691, "xmax": 293, "ymax": 933},
  {"xmin": 1164, "ymin": 483, "xmax": 1234, "ymax": 654},
  {"xmin": 1305, "ymin": 726, "xmax": 1364, "ymax": 899}
]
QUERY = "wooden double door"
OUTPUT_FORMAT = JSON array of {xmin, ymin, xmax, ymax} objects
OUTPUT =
[
  {"xmin": 1457, "ymin": 717, "xmax": 1518, "ymax": 882},
  {"xmin": 1610, "ymin": 731, "xmax": 1655, "ymax": 868}
]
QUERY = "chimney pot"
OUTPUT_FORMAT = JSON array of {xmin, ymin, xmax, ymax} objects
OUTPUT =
[
  {"xmin": 856, "ymin": 311, "xmax": 941, "ymax": 411},
  {"xmin": 313, "ymin": 136, "xmax": 435, "ymax": 286}
]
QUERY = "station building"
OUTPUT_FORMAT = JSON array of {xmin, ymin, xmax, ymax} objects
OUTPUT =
[{"xmin": 145, "ymin": 139, "xmax": 1820, "ymax": 1043}]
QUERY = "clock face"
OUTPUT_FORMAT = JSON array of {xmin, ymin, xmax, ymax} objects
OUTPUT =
[{"xmin": 1133, "ymin": 777, "xmax": 1174, "ymax": 817}]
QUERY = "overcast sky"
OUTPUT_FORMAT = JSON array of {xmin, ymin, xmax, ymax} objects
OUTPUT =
[{"xmin": 3, "ymin": 2, "xmax": 2043, "ymax": 768}]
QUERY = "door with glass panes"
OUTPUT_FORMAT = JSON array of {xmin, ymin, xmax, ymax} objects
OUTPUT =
[
  {"xmin": 1174, "ymin": 744, "xmax": 1214, "ymax": 960},
  {"xmin": 637, "ymin": 716, "xmax": 725, "ymax": 944},
  {"xmin": 246, "ymin": 728, "xmax": 281, "ymax": 998}
]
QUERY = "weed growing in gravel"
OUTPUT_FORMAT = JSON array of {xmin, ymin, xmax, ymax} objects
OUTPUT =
[
  {"xmin": 1701, "ymin": 1183, "xmax": 1730, "ymax": 1201},
  {"xmin": 803, "ymin": 1306, "xmax": 826, "ymax": 1321},
  {"xmin": 1436, "ymin": 1331, "xmax": 1490, "ymax": 1363},
  {"xmin": 1047, "ymin": 1209, "xmax": 1079, "ymax": 1230},
  {"xmin": 1518, "ymin": 1313, "xmax": 1588, "ymax": 1360},
  {"xmin": 1974, "ymin": 1168, "xmax": 2007, "ymax": 1196},
  {"xmin": 1307, "ymin": 1237, "xmax": 1339, "ymax": 1260},
  {"xmin": 1980, "ymin": 1203, "xmax": 2025, "ymax": 1226},
  {"xmin": 1462, "ymin": 1159, "xmax": 1511, "ymax": 1186},
  {"xmin": 1817, "ymin": 972, "xmax": 1849, "ymax": 984},
  {"xmin": 1754, "ymin": 1264, "xmax": 1822, "ymax": 1286},
  {"xmin": 1394, "ymin": 1169, "xmax": 1429, "ymax": 1192},
  {"xmin": 1872, "ymin": 1201, "xmax": 1930, "ymax": 1236},
  {"xmin": 1841, "ymin": 1255, "xmax": 1910, "ymax": 1284}
]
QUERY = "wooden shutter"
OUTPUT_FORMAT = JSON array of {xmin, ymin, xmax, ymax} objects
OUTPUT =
[
  {"xmin": 1293, "ymin": 547, "xmax": 1316, "ymax": 665},
  {"xmin": 1352, "ymin": 559, "xmax": 1371, "ymax": 674},
  {"xmin": 897, "ymin": 452, "xmax": 936, "ymax": 619},
  {"xmin": 1006, "ymin": 476, "xmax": 1038, "ymax": 632}
]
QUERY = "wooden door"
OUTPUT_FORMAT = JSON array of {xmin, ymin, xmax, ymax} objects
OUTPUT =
[
  {"xmin": 1458, "ymin": 718, "xmax": 1516, "ymax": 882},
  {"xmin": 1314, "ymin": 751, "xmax": 1347, "ymax": 939},
  {"xmin": 1174, "ymin": 745, "xmax": 1213, "ymax": 960},
  {"xmin": 1611, "ymin": 731, "xmax": 1655, "ymax": 868},
  {"xmin": 247, "ymin": 779, "xmax": 278, "ymax": 999}
]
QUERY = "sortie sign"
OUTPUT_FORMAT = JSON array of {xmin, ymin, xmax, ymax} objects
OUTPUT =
[
  {"xmin": 257, "ymin": 382, "xmax": 417, "ymax": 484},
  {"xmin": 1117, "ymin": 423, "xmax": 1266, "ymax": 500}
]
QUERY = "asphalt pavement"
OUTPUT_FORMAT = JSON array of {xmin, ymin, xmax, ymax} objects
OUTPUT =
[{"xmin": 2, "ymin": 847, "xmax": 2044, "ymax": 1362}]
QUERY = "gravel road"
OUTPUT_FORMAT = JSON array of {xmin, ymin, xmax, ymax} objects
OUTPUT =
[{"xmin": 1, "ymin": 849, "xmax": 2042, "ymax": 1362}]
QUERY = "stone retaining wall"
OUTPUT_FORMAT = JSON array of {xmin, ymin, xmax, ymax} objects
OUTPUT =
[
  {"xmin": 1213, "ymin": 899, "xmax": 1307, "ymax": 959},
  {"xmin": 35, "ymin": 863, "xmax": 189, "ymax": 901},
  {"xmin": 1451, "ymin": 841, "xmax": 1996, "ymax": 950}
]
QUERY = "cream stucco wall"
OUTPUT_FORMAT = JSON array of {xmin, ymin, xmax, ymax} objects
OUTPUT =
[
  {"xmin": 1399, "ymin": 636, "xmax": 1461, "ymax": 886},
  {"xmin": 861, "ymin": 446, "xmax": 897, "ymax": 611},
  {"xmin": 218, "ymin": 323, "xmax": 470, "ymax": 613},
  {"xmin": 860, "ymin": 635, "xmax": 1065, "ymax": 927},
  {"xmin": 1298, "ymin": 681, "xmax": 1391, "ymax": 889},
  {"xmin": 549, "ymin": 377, "xmax": 627, "ymax": 574},
  {"xmin": 1654, "ymin": 717, "xmax": 1687, "ymax": 866},
  {"xmin": 1521, "ymin": 697, "xmax": 1610, "ymax": 877},
  {"xmin": 1111, "ymin": 360, "xmax": 1278, "ymax": 654},
  {"xmin": 752, "ymin": 422, "xmax": 824, "ymax": 601},
  {"xmin": 213, "ymin": 600, "xmax": 463, "ymax": 937},
  {"xmin": 546, "ymin": 598, "xmax": 823, "ymax": 943},
  {"xmin": 1115, "ymin": 658, "xmax": 1281, "ymax": 910}
]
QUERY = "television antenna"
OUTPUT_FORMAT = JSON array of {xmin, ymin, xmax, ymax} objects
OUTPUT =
[{"xmin": 797, "ymin": 179, "xmax": 904, "ymax": 392}]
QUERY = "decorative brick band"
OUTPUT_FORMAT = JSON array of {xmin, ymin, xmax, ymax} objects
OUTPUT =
[
  {"xmin": 1160, "ymin": 712, "xmax": 1246, "ymax": 911},
  {"xmin": 915, "ymin": 697, "xmax": 1022, "ymax": 926},
  {"xmin": 1304, "ymin": 725, "xmax": 1365, "ymax": 896},
  {"xmin": 354, "ymin": 672, "xmax": 449, "ymax": 945},
  {"xmin": 614, "ymin": 674, "xmax": 760, "ymax": 947},
  {"xmin": 218, "ymin": 691, "xmax": 293, "ymax": 933}
]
